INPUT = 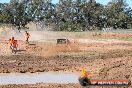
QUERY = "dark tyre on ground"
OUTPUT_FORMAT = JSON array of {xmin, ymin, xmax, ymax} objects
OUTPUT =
[{"xmin": 79, "ymin": 77, "xmax": 91, "ymax": 86}]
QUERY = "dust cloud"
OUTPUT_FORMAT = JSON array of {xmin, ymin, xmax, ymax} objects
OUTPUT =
[{"xmin": 0, "ymin": 26, "xmax": 70, "ymax": 43}]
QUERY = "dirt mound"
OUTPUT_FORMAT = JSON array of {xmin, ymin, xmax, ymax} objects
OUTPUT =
[
  {"xmin": 25, "ymin": 44, "xmax": 43, "ymax": 56},
  {"xmin": 98, "ymin": 57, "xmax": 132, "ymax": 79}
]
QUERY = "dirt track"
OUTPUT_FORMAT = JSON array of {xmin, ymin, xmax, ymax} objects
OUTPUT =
[
  {"xmin": 0, "ymin": 83, "xmax": 131, "ymax": 88},
  {"xmin": 0, "ymin": 83, "xmax": 81, "ymax": 88},
  {"xmin": 0, "ymin": 32, "xmax": 132, "ymax": 88}
]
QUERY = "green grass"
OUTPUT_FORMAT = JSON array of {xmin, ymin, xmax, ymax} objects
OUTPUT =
[
  {"xmin": 119, "ymin": 37, "xmax": 132, "ymax": 41},
  {"xmin": 97, "ymin": 37, "xmax": 132, "ymax": 41}
]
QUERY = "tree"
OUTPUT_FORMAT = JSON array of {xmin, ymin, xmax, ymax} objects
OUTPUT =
[
  {"xmin": 104, "ymin": 0, "xmax": 131, "ymax": 29},
  {"xmin": 0, "ymin": 0, "xmax": 132, "ymax": 31}
]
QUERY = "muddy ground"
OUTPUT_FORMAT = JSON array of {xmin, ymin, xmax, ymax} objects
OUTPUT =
[
  {"xmin": 0, "ymin": 32, "xmax": 132, "ymax": 88},
  {"xmin": 1, "ymin": 83, "xmax": 131, "ymax": 88}
]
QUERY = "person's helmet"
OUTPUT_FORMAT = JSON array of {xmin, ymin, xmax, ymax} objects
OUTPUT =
[{"xmin": 11, "ymin": 37, "xmax": 14, "ymax": 40}]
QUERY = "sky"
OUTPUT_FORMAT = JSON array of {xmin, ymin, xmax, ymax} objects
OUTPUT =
[{"xmin": 0, "ymin": 0, "xmax": 132, "ymax": 8}]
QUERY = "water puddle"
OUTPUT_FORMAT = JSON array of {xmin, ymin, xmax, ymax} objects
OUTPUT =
[{"xmin": 0, "ymin": 72, "xmax": 80, "ymax": 85}]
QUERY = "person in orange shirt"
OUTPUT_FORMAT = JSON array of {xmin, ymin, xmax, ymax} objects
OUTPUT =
[
  {"xmin": 12, "ymin": 40, "xmax": 18, "ymax": 54},
  {"xmin": 9, "ymin": 37, "xmax": 14, "ymax": 50},
  {"xmin": 12, "ymin": 40, "xmax": 18, "ymax": 48},
  {"xmin": 9, "ymin": 37, "xmax": 18, "ymax": 54},
  {"xmin": 25, "ymin": 31, "xmax": 30, "ymax": 44}
]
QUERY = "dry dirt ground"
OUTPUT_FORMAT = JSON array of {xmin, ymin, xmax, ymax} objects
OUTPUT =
[{"xmin": 0, "ymin": 32, "xmax": 132, "ymax": 88}]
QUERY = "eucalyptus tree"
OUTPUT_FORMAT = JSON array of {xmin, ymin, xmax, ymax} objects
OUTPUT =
[
  {"xmin": 104, "ymin": 0, "xmax": 131, "ymax": 29},
  {"xmin": 0, "ymin": 3, "xmax": 9, "ymax": 23}
]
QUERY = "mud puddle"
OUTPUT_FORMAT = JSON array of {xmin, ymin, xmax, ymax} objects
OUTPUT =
[{"xmin": 0, "ymin": 72, "xmax": 79, "ymax": 85}]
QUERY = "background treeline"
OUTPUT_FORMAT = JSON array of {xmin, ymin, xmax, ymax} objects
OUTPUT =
[{"xmin": 0, "ymin": 0, "xmax": 132, "ymax": 31}]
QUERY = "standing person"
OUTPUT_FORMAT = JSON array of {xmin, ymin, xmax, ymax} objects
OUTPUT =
[
  {"xmin": 25, "ymin": 31, "xmax": 30, "ymax": 44},
  {"xmin": 12, "ymin": 40, "xmax": 18, "ymax": 54},
  {"xmin": 9, "ymin": 37, "xmax": 14, "ymax": 50},
  {"xmin": 9, "ymin": 37, "xmax": 18, "ymax": 54}
]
